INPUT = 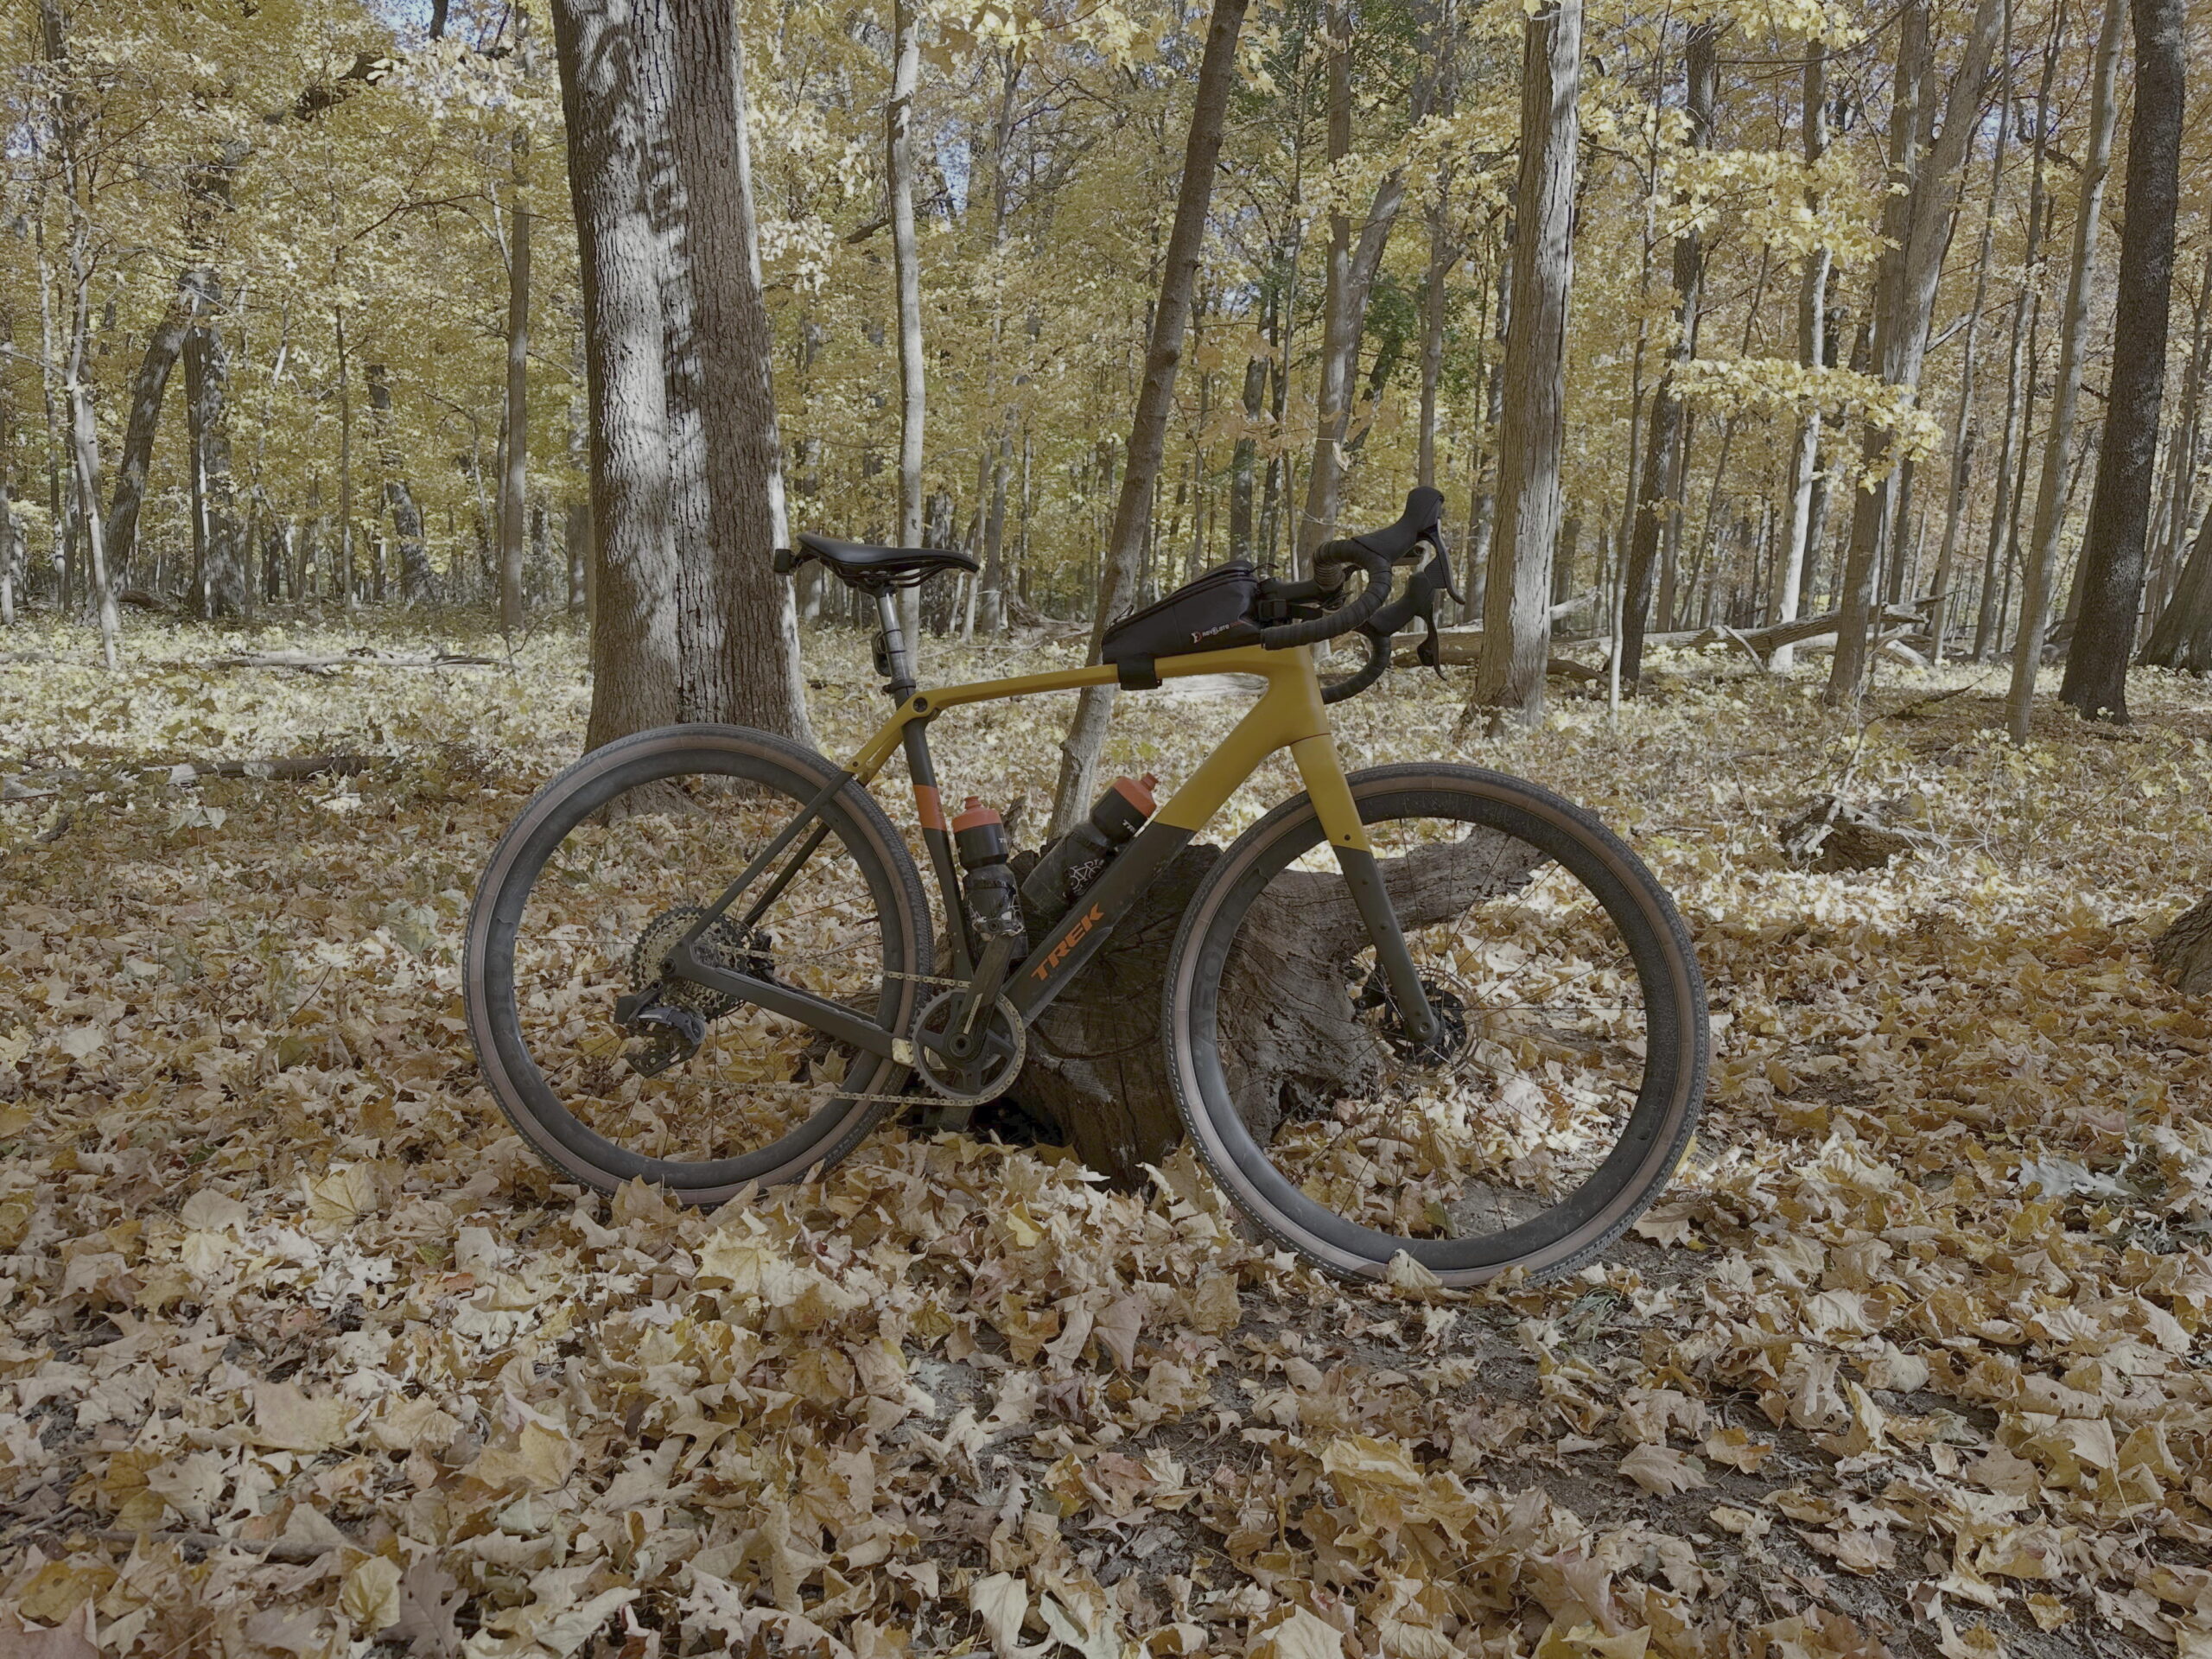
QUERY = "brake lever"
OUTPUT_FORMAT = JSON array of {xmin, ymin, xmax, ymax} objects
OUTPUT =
[{"xmin": 1350, "ymin": 535, "xmax": 1458, "ymax": 682}]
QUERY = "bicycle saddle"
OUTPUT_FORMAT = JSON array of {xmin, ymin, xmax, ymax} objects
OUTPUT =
[{"xmin": 780, "ymin": 534, "xmax": 980, "ymax": 590}]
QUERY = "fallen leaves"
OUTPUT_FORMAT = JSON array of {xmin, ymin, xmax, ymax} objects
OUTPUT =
[{"xmin": 3, "ymin": 623, "xmax": 2211, "ymax": 1655}]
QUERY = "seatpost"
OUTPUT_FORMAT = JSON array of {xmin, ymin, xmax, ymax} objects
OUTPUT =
[{"xmin": 874, "ymin": 588, "xmax": 918, "ymax": 701}]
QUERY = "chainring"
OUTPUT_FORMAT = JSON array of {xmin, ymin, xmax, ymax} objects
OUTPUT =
[{"xmin": 909, "ymin": 988, "xmax": 1027, "ymax": 1105}]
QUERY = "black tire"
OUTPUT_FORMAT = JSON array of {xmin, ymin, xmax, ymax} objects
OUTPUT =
[
  {"xmin": 464, "ymin": 724, "xmax": 931, "ymax": 1202},
  {"xmin": 1162, "ymin": 763, "xmax": 1706, "ymax": 1286}
]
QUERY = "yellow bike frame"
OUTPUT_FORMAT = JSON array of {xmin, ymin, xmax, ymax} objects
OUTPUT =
[
  {"xmin": 848, "ymin": 644, "xmax": 1373, "ymax": 851},
  {"xmin": 666, "ymin": 639, "xmax": 1437, "ymax": 1067}
]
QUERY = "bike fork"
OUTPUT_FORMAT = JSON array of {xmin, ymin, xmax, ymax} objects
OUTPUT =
[{"xmin": 1289, "ymin": 734, "xmax": 1440, "ymax": 1046}]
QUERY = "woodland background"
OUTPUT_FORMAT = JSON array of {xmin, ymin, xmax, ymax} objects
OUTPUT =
[{"xmin": 5, "ymin": 0, "xmax": 2212, "ymax": 1655}]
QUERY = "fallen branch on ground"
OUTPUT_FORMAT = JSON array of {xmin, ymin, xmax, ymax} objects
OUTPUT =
[
  {"xmin": 199, "ymin": 650, "xmax": 501, "ymax": 671},
  {"xmin": 162, "ymin": 753, "xmax": 381, "ymax": 784}
]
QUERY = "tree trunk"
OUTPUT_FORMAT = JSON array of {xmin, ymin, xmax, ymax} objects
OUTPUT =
[
  {"xmin": 1464, "ymin": 0, "xmax": 1581, "ymax": 726},
  {"xmin": 2060, "ymin": 0, "xmax": 2185, "ymax": 721},
  {"xmin": 2005, "ymin": 0, "xmax": 2123, "ymax": 742},
  {"xmin": 2152, "ymin": 892, "xmax": 2212, "ymax": 995},
  {"xmin": 664, "ymin": 0, "xmax": 812, "ymax": 740},
  {"xmin": 1825, "ymin": 0, "xmax": 2003, "ymax": 705},
  {"xmin": 1046, "ymin": 0, "xmax": 1251, "ymax": 836},
  {"xmin": 887, "ymin": 0, "xmax": 925, "ymax": 647},
  {"xmin": 1230, "ymin": 349, "xmax": 1266, "ymax": 557},
  {"xmin": 105, "ymin": 290, "xmax": 191, "ymax": 588},
  {"xmin": 550, "ymin": 0, "xmax": 684, "ymax": 747},
  {"xmin": 2143, "ymin": 504, "xmax": 2212, "ymax": 671},
  {"xmin": 64, "ymin": 254, "xmax": 119, "ymax": 669},
  {"xmin": 1293, "ymin": 1, "xmax": 1430, "ymax": 568},
  {"xmin": 499, "ymin": 202, "xmax": 531, "ymax": 638},
  {"xmin": 363, "ymin": 364, "xmax": 434, "ymax": 603},
  {"xmin": 1929, "ymin": 19, "xmax": 2010, "ymax": 667},
  {"xmin": 2144, "ymin": 247, "xmax": 2212, "ymax": 638},
  {"xmin": 1616, "ymin": 22, "xmax": 1714, "ymax": 688},
  {"xmin": 183, "ymin": 279, "xmax": 247, "ymax": 619},
  {"xmin": 1770, "ymin": 56, "xmax": 1830, "ymax": 674},
  {"xmin": 1417, "ymin": 194, "xmax": 1455, "ymax": 493}
]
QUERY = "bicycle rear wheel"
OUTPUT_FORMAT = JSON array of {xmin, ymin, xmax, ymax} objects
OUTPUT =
[
  {"xmin": 1163, "ymin": 763, "xmax": 1706, "ymax": 1286},
  {"xmin": 465, "ymin": 724, "xmax": 931, "ymax": 1202}
]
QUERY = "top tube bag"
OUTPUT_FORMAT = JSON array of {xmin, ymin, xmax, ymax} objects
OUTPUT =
[{"xmin": 1101, "ymin": 561, "xmax": 1262, "ymax": 685}]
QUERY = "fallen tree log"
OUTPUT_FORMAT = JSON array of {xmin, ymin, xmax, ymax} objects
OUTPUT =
[
  {"xmin": 1688, "ymin": 605, "xmax": 1926, "ymax": 660},
  {"xmin": 1391, "ymin": 628, "xmax": 1602, "ymax": 681},
  {"xmin": 1007, "ymin": 828, "xmax": 1543, "ymax": 1184}
]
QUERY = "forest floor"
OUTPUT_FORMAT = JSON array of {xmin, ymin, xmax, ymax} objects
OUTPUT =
[{"xmin": 1, "ymin": 615, "xmax": 2210, "ymax": 1659}]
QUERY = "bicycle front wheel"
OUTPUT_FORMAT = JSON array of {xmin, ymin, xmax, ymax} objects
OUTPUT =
[
  {"xmin": 465, "ymin": 724, "xmax": 932, "ymax": 1204},
  {"xmin": 1164, "ymin": 763, "xmax": 1706, "ymax": 1286}
]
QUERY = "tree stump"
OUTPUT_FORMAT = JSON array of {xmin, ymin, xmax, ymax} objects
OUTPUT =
[
  {"xmin": 2152, "ymin": 893, "xmax": 2212, "ymax": 994},
  {"xmin": 1003, "ymin": 830, "xmax": 1544, "ymax": 1185}
]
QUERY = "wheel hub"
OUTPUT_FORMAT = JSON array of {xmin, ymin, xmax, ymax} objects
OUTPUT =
[{"xmin": 1357, "ymin": 969, "xmax": 1474, "ymax": 1073}]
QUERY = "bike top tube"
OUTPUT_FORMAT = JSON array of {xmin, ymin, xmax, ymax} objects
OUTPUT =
[{"xmin": 844, "ymin": 644, "xmax": 1364, "ymax": 849}]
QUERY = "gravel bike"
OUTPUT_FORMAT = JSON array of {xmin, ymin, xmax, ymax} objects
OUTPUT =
[{"xmin": 463, "ymin": 489, "xmax": 1707, "ymax": 1285}]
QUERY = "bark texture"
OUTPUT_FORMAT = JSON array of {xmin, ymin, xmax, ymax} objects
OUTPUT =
[
  {"xmin": 2060, "ymin": 0, "xmax": 2186, "ymax": 721},
  {"xmin": 551, "ymin": 0, "xmax": 684, "ymax": 748},
  {"xmin": 552, "ymin": 0, "xmax": 810, "ymax": 750},
  {"xmin": 2142, "ymin": 503, "xmax": 2212, "ymax": 671},
  {"xmin": 1467, "ymin": 0, "xmax": 1581, "ymax": 725},
  {"xmin": 665, "ymin": 0, "xmax": 812, "ymax": 741},
  {"xmin": 2153, "ymin": 893, "xmax": 2212, "ymax": 995},
  {"xmin": 105, "ymin": 291, "xmax": 191, "ymax": 588}
]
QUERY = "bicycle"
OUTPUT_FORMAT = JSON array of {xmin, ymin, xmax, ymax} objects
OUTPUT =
[{"xmin": 463, "ymin": 488, "xmax": 1707, "ymax": 1286}]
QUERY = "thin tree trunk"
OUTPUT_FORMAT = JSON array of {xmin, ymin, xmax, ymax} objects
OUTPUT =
[
  {"xmin": 1295, "ymin": 0, "xmax": 1433, "ymax": 566},
  {"xmin": 1230, "ymin": 347, "xmax": 1266, "ymax": 557},
  {"xmin": 499, "ymin": 202, "xmax": 531, "ymax": 638},
  {"xmin": 1617, "ymin": 22, "xmax": 1716, "ymax": 686},
  {"xmin": 1462, "ymin": 0, "xmax": 1581, "ymax": 727},
  {"xmin": 1825, "ymin": 0, "xmax": 2004, "ymax": 704},
  {"xmin": 183, "ymin": 276, "xmax": 248, "ymax": 618},
  {"xmin": 2061, "ymin": 0, "xmax": 2186, "ymax": 719},
  {"xmin": 1047, "ymin": 0, "xmax": 1252, "ymax": 835},
  {"xmin": 2144, "ymin": 247, "xmax": 2212, "ymax": 637},
  {"xmin": 887, "ymin": 0, "xmax": 925, "ymax": 647},
  {"xmin": 104, "ymin": 289, "xmax": 190, "ymax": 588},
  {"xmin": 1772, "ymin": 54, "xmax": 1830, "ymax": 673},
  {"xmin": 2005, "ymin": 0, "xmax": 2123, "ymax": 741},
  {"xmin": 64, "ymin": 251, "xmax": 119, "ymax": 668},
  {"xmin": 1417, "ymin": 193, "xmax": 1455, "ymax": 493},
  {"xmin": 1929, "ymin": 11, "xmax": 2012, "ymax": 665}
]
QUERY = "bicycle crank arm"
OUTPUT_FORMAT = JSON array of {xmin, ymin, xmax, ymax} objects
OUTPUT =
[{"xmin": 661, "ymin": 938, "xmax": 901, "ymax": 1060}]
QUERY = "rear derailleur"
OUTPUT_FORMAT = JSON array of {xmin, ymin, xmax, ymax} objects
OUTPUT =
[{"xmin": 613, "ymin": 905, "xmax": 773, "ymax": 1077}]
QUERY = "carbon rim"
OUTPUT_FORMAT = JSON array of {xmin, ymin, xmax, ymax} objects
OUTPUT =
[
  {"xmin": 1166, "ymin": 765, "xmax": 1705, "ymax": 1285},
  {"xmin": 465, "ymin": 726, "xmax": 930, "ymax": 1199}
]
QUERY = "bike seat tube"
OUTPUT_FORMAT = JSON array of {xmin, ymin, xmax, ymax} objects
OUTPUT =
[{"xmin": 875, "ymin": 589, "xmax": 918, "ymax": 701}]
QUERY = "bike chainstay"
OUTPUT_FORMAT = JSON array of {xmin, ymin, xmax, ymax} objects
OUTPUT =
[{"xmin": 733, "ymin": 963, "xmax": 1026, "ymax": 1108}]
